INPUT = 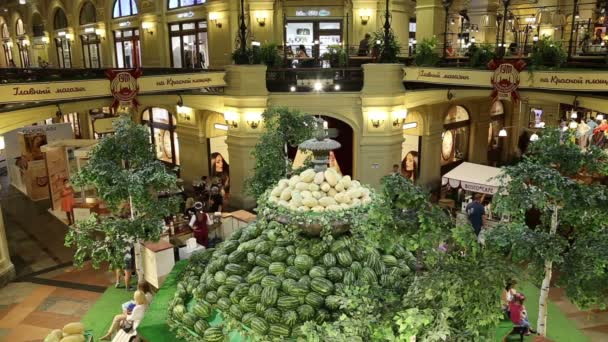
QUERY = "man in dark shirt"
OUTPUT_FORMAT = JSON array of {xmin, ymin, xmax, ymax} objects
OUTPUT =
[
  {"xmin": 358, "ymin": 33, "xmax": 371, "ymax": 56},
  {"xmin": 209, "ymin": 186, "xmax": 223, "ymax": 212},
  {"xmin": 466, "ymin": 193, "xmax": 486, "ymax": 237}
]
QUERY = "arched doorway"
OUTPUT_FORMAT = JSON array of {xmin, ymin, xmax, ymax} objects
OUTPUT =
[
  {"xmin": 488, "ymin": 101, "xmax": 505, "ymax": 166},
  {"xmin": 142, "ymin": 107, "xmax": 180, "ymax": 167},
  {"xmin": 15, "ymin": 18, "xmax": 30, "ymax": 67},
  {"xmin": 441, "ymin": 105, "xmax": 470, "ymax": 174},
  {"xmin": 291, "ymin": 115, "xmax": 354, "ymax": 177},
  {"xmin": 206, "ymin": 112, "xmax": 230, "ymax": 199},
  {"xmin": 1, "ymin": 22, "xmax": 13, "ymax": 67},
  {"xmin": 53, "ymin": 8, "xmax": 72, "ymax": 68},
  {"xmin": 79, "ymin": 1, "xmax": 101, "ymax": 68}
]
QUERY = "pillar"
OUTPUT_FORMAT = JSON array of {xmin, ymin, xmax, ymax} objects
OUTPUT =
[
  {"xmin": 418, "ymin": 132, "xmax": 443, "ymax": 190},
  {"xmin": 415, "ymin": 0, "xmax": 446, "ymax": 43},
  {"xmin": 0, "ymin": 201, "xmax": 15, "ymax": 287},
  {"xmin": 481, "ymin": 2, "xmax": 500, "ymax": 45},
  {"xmin": 467, "ymin": 101, "xmax": 490, "ymax": 165},
  {"xmin": 358, "ymin": 135, "xmax": 403, "ymax": 189},
  {"xmin": 390, "ymin": 0, "xmax": 413, "ymax": 55},
  {"xmin": 226, "ymin": 135, "xmax": 258, "ymax": 209},
  {"xmin": 176, "ymin": 124, "xmax": 209, "ymax": 189}
]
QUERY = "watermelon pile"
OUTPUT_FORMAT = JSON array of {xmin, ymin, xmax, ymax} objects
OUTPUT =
[{"xmin": 168, "ymin": 220, "xmax": 415, "ymax": 341}]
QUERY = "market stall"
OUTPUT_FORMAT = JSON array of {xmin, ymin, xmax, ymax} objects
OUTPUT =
[{"xmin": 441, "ymin": 162, "xmax": 509, "ymax": 227}]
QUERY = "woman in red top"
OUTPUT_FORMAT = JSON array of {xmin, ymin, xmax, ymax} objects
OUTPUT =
[
  {"xmin": 508, "ymin": 294, "xmax": 536, "ymax": 335},
  {"xmin": 190, "ymin": 211, "xmax": 210, "ymax": 247},
  {"xmin": 60, "ymin": 179, "xmax": 75, "ymax": 225}
]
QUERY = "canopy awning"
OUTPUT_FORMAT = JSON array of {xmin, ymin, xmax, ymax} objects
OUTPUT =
[{"xmin": 441, "ymin": 162, "xmax": 505, "ymax": 195}]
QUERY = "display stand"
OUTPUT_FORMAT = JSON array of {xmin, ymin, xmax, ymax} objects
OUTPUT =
[{"xmin": 142, "ymin": 239, "xmax": 176, "ymax": 289}]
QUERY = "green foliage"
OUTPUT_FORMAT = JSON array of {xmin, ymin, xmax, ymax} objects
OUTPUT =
[
  {"xmin": 258, "ymin": 42, "xmax": 283, "ymax": 68},
  {"xmin": 245, "ymin": 107, "xmax": 316, "ymax": 199},
  {"xmin": 232, "ymin": 48, "xmax": 252, "ymax": 65},
  {"xmin": 530, "ymin": 35, "xmax": 567, "ymax": 69},
  {"xmin": 413, "ymin": 36, "xmax": 440, "ymax": 67},
  {"xmin": 321, "ymin": 45, "xmax": 347, "ymax": 67},
  {"xmin": 370, "ymin": 30, "xmax": 402, "ymax": 63},
  {"xmin": 468, "ymin": 43, "xmax": 495, "ymax": 69},
  {"xmin": 65, "ymin": 115, "xmax": 180, "ymax": 270}
]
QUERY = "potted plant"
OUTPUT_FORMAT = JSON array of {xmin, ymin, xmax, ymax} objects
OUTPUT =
[
  {"xmin": 370, "ymin": 29, "xmax": 401, "ymax": 63},
  {"xmin": 321, "ymin": 45, "xmax": 347, "ymax": 67},
  {"xmin": 413, "ymin": 36, "xmax": 440, "ymax": 67},
  {"xmin": 232, "ymin": 47, "xmax": 252, "ymax": 65},
  {"xmin": 468, "ymin": 43, "xmax": 496, "ymax": 69},
  {"xmin": 530, "ymin": 35, "xmax": 567, "ymax": 69},
  {"xmin": 259, "ymin": 42, "xmax": 283, "ymax": 68}
]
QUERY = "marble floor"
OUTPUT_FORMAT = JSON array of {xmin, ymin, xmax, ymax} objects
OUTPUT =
[{"xmin": 0, "ymin": 174, "xmax": 606, "ymax": 341}]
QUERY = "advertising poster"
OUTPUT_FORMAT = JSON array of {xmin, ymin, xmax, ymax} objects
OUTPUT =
[
  {"xmin": 45, "ymin": 147, "xmax": 69, "ymax": 211},
  {"xmin": 209, "ymin": 136, "xmax": 230, "ymax": 195},
  {"xmin": 401, "ymin": 134, "xmax": 420, "ymax": 183}
]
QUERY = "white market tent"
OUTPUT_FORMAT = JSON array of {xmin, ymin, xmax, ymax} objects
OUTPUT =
[{"xmin": 441, "ymin": 162, "xmax": 506, "ymax": 195}]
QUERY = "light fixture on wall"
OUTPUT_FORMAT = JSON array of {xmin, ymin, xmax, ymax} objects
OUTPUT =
[
  {"xmin": 570, "ymin": 110, "xmax": 578, "ymax": 119},
  {"xmin": 209, "ymin": 12, "xmax": 222, "ymax": 28},
  {"xmin": 19, "ymin": 0, "xmax": 26, "ymax": 5},
  {"xmin": 95, "ymin": 28, "xmax": 106, "ymax": 40},
  {"xmin": 223, "ymin": 111, "xmax": 239, "ymax": 128},
  {"xmin": 359, "ymin": 8, "xmax": 372, "ymax": 25},
  {"xmin": 41, "ymin": 36, "xmax": 50, "ymax": 44},
  {"xmin": 255, "ymin": 11, "xmax": 268, "ymax": 27},
  {"xmin": 65, "ymin": 33, "xmax": 74, "ymax": 41},
  {"xmin": 392, "ymin": 109, "xmax": 407, "ymax": 127},
  {"xmin": 403, "ymin": 122, "xmax": 418, "ymax": 130},
  {"xmin": 533, "ymin": 34, "xmax": 539, "ymax": 42},
  {"xmin": 369, "ymin": 111, "xmax": 386, "ymax": 128},
  {"xmin": 246, "ymin": 112, "xmax": 262, "ymax": 129},
  {"xmin": 142, "ymin": 22, "xmax": 154, "ymax": 35}
]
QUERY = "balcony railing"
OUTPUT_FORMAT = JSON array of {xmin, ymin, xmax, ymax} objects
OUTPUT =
[{"xmin": 266, "ymin": 67, "xmax": 364, "ymax": 92}]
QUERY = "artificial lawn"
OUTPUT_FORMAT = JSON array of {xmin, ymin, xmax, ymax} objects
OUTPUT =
[
  {"xmin": 494, "ymin": 283, "xmax": 589, "ymax": 342},
  {"xmin": 81, "ymin": 278, "xmax": 138, "ymax": 341}
]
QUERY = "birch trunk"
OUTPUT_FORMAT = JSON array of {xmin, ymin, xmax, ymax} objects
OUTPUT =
[
  {"xmin": 537, "ymin": 206, "xmax": 559, "ymax": 336},
  {"xmin": 129, "ymin": 194, "xmax": 144, "ymax": 282}
]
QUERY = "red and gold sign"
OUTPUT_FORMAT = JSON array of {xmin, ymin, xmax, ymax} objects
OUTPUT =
[
  {"xmin": 489, "ymin": 60, "xmax": 526, "ymax": 102},
  {"xmin": 106, "ymin": 68, "xmax": 142, "ymax": 110}
]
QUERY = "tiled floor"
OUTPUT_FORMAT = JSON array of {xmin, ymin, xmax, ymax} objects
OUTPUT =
[{"xmin": 0, "ymin": 174, "xmax": 606, "ymax": 341}]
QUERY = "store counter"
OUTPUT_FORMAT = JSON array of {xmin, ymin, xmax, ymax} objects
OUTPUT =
[{"xmin": 142, "ymin": 240, "xmax": 176, "ymax": 289}]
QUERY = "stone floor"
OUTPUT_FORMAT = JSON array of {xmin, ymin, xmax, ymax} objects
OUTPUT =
[{"xmin": 0, "ymin": 174, "xmax": 606, "ymax": 341}]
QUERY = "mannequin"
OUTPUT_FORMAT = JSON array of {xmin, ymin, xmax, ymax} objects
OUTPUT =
[{"xmin": 576, "ymin": 121, "xmax": 590, "ymax": 148}]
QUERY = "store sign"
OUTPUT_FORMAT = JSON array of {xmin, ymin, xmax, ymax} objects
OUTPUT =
[
  {"xmin": 442, "ymin": 178, "xmax": 498, "ymax": 195},
  {"xmin": 106, "ymin": 68, "xmax": 141, "ymax": 110},
  {"xmin": 140, "ymin": 72, "xmax": 226, "ymax": 93},
  {"xmin": 296, "ymin": 9, "xmax": 331, "ymax": 17},
  {"xmin": 489, "ymin": 60, "xmax": 525, "ymax": 102},
  {"xmin": 0, "ymin": 80, "xmax": 108, "ymax": 103}
]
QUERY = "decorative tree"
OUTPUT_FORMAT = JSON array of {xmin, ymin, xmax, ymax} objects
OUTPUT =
[
  {"xmin": 245, "ymin": 107, "xmax": 316, "ymax": 199},
  {"xmin": 65, "ymin": 115, "xmax": 180, "ymax": 279},
  {"xmin": 488, "ymin": 129, "xmax": 608, "ymax": 336}
]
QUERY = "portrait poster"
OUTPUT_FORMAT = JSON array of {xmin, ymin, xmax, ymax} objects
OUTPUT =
[
  {"xmin": 292, "ymin": 149, "xmax": 342, "ymax": 175},
  {"xmin": 25, "ymin": 160, "xmax": 49, "ymax": 201},
  {"xmin": 45, "ymin": 147, "xmax": 69, "ymax": 211},
  {"xmin": 401, "ymin": 134, "xmax": 420, "ymax": 183}
]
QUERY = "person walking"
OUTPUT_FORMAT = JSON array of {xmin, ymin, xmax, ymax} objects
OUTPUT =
[{"xmin": 466, "ymin": 193, "xmax": 486, "ymax": 238}]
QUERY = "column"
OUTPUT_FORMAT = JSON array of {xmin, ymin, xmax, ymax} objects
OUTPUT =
[
  {"xmin": 358, "ymin": 135, "xmax": 403, "ymax": 189},
  {"xmin": 207, "ymin": 1, "xmax": 233, "ymax": 67},
  {"xmin": 0, "ymin": 201, "xmax": 15, "ymax": 287},
  {"xmin": 176, "ymin": 124, "xmax": 209, "ymax": 189},
  {"xmin": 226, "ymin": 134, "xmax": 258, "ymax": 209},
  {"xmin": 481, "ymin": 2, "xmax": 500, "ymax": 45},
  {"xmin": 469, "ymin": 119, "xmax": 490, "ymax": 165},
  {"xmin": 389, "ymin": 0, "xmax": 412, "ymax": 55},
  {"xmin": 418, "ymin": 132, "xmax": 442, "ymax": 190},
  {"xmin": 415, "ymin": 0, "xmax": 446, "ymax": 43}
]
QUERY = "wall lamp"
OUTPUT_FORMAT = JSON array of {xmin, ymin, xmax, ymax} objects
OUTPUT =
[
  {"xmin": 95, "ymin": 29, "xmax": 106, "ymax": 40},
  {"xmin": 223, "ymin": 111, "xmax": 239, "ymax": 128},
  {"xmin": 142, "ymin": 22, "xmax": 154, "ymax": 35},
  {"xmin": 209, "ymin": 12, "xmax": 222, "ymax": 28},
  {"xmin": 255, "ymin": 12, "xmax": 268, "ymax": 27},
  {"xmin": 359, "ymin": 8, "xmax": 372, "ymax": 25},
  {"xmin": 369, "ymin": 111, "xmax": 387, "ymax": 128},
  {"xmin": 246, "ymin": 112, "xmax": 262, "ymax": 129},
  {"xmin": 392, "ymin": 109, "xmax": 407, "ymax": 127},
  {"xmin": 41, "ymin": 36, "xmax": 50, "ymax": 44},
  {"xmin": 65, "ymin": 33, "xmax": 74, "ymax": 41}
]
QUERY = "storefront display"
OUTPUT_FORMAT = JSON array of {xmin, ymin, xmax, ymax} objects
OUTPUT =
[
  {"xmin": 142, "ymin": 107, "xmax": 180, "ymax": 166},
  {"xmin": 114, "ymin": 28, "xmax": 141, "ymax": 68},
  {"xmin": 169, "ymin": 21, "xmax": 208, "ymax": 68},
  {"xmin": 53, "ymin": 9, "xmax": 72, "ymax": 68},
  {"xmin": 1, "ymin": 24, "xmax": 13, "ymax": 66},
  {"xmin": 441, "ymin": 105, "xmax": 470, "ymax": 173},
  {"xmin": 488, "ymin": 101, "xmax": 505, "ymax": 166},
  {"xmin": 285, "ymin": 17, "xmax": 342, "ymax": 58}
]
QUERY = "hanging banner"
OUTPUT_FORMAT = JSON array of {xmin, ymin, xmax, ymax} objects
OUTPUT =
[
  {"xmin": 106, "ymin": 68, "xmax": 142, "ymax": 110},
  {"xmin": 488, "ymin": 59, "xmax": 526, "ymax": 102}
]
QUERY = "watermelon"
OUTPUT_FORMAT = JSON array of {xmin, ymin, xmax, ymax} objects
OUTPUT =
[
  {"xmin": 229, "ymin": 291, "xmax": 241, "ymax": 304},
  {"xmin": 285, "ymin": 266, "xmax": 303, "ymax": 280},
  {"xmin": 287, "ymin": 282, "xmax": 309, "ymax": 297},
  {"xmin": 309, "ymin": 266, "xmax": 327, "ymax": 278},
  {"xmin": 225, "ymin": 263, "xmax": 245, "ymax": 275},
  {"xmin": 172, "ymin": 304, "xmax": 186, "ymax": 320},
  {"xmin": 382, "ymin": 254, "xmax": 398, "ymax": 267},
  {"xmin": 298, "ymin": 275, "xmax": 312, "ymax": 288},
  {"xmin": 310, "ymin": 277, "xmax": 334, "ymax": 295},
  {"xmin": 325, "ymin": 295, "xmax": 343, "ymax": 310},
  {"xmin": 264, "ymin": 307, "xmax": 282, "ymax": 323},
  {"xmin": 360, "ymin": 267, "xmax": 378, "ymax": 285},
  {"xmin": 233, "ymin": 283, "xmax": 250, "ymax": 298},
  {"xmin": 294, "ymin": 254, "xmax": 314, "ymax": 272},
  {"xmin": 337, "ymin": 250, "xmax": 353, "ymax": 267},
  {"xmin": 282, "ymin": 278, "xmax": 297, "ymax": 292},
  {"xmin": 275, "ymin": 238, "xmax": 291, "ymax": 247},
  {"xmin": 269, "ymin": 262, "xmax": 287, "ymax": 276},
  {"xmin": 285, "ymin": 245, "xmax": 296, "ymax": 255},
  {"xmin": 229, "ymin": 304, "xmax": 244, "ymax": 319},
  {"xmin": 350, "ymin": 261, "xmax": 363, "ymax": 275},
  {"xmin": 269, "ymin": 323, "xmax": 291, "ymax": 337},
  {"xmin": 334, "ymin": 282, "xmax": 345, "ymax": 293},
  {"xmin": 255, "ymin": 254, "xmax": 272, "ymax": 268},
  {"xmin": 282, "ymin": 310, "xmax": 298, "ymax": 327},
  {"xmin": 250, "ymin": 317, "xmax": 269, "ymax": 335},
  {"xmin": 203, "ymin": 327, "xmax": 224, "ymax": 342},
  {"xmin": 247, "ymin": 252, "xmax": 257, "ymax": 265},
  {"xmin": 323, "ymin": 253, "xmax": 337, "ymax": 267},
  {"xmin": 330, "ymin": 239, "xmax": 348, "ymax": 253},
  {"xmin": 343, "ymin": 270, "xmax": 355, "ymax": 285},
  {"xmin": 277, "ymin": 296, "xmax": 300, "ymax": 310},
  {"xmin": 243, "ymin": 312, "xmax": 257, "ymax": 325},
  {"xmin": 248, "ymin": 283, "xmax": 263, "ymax": 301},
  {"xmin": 205, "ymin": 291, "xmax": 218, "ymax": 303},
  {"xmin": 255, "ymin": 302, "xmax": 267, "ymax": 315},
  {"xmin": 297, "ymin": 304, "xmax": 315, "ymax": 321},
  {"xmin": 261, "ymin": 275, "xmax": 282, "ymax": 288},
  {"xmin": 255, "ymin": 241, "xmax": 273, "ymax": 254},
  {"xmin": 327, "ymin": 267, "xmax": 344, "ymax": 282},
  {"xmin": 316, "ymin": 309, "xmax": 330, "ymax": 324},
  {"xmin": 181, "ymin": 312, "xmax": 197, "ymax": 328},
  {"xmin": 193, "ymin": 319, "xmax": 210, "ymax": 335},
  {"xmin": 225, "ymin": 275, "xmax": 244, "ymax": 288},
  {"xmin": 221, "ymin": 240, "xmax": 239, "ymax": 253},
  {"xmin": 217, "ymin": 297, "xmax": 231, "ymax": 311},
  {"xmin": 239, "ymin": 296, "xmax": 257, "ymax": 313},
  {"xmin": 246, "ymin": 267, "xmax": 268, "ymax": 284},
  {"xmin": 286, "ymin": 255, "xmax": 295, "ymax": 266},
  {"xmin": 261, "ymin": 286, "xmax": 279, "ymax": 306},
  {"xmin": 271, "ymin": 247, "xmax": 288, "ymax": 261},
  {"xmin": 305, "ymin": 292, "xmax": 324, "ymax": 308},
  {"xmin": 310, "ymin": 243, "xmax": 326, "ymax": 258},
  {"xmin": 192, "ymin": 302, "xmax": 212, "ymax": 319},
  {"xmin": 228, "ymin": 249, "xmax": 247, "ymax": 263},
  {"xmin": 217, "ymin": 285, "xmax": 231, "ymax": 298}
]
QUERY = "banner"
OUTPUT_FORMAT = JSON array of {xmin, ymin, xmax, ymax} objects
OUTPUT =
[
  {"xmin": 139, "ymin": 72, "xmax": 226, "ymax": 93},
  {"xmin": 489, "ymin": 60, "xmax": 526, "ymax": 102},
  {"xmin": 106, "ymin": 68, "xmax": 142, "ymax": 110}
]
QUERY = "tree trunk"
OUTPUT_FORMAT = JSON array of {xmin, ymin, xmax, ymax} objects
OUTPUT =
[
  {"xmin": 129, "ymin": 195, "xmax": 144, "ymax": 283},
  {"xmin": 537, "ymin": 206, "xmax": 559, "ymax": 336}
]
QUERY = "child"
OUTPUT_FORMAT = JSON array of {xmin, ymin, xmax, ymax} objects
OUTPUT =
[
  {"xmin": 501, "ymin": 280, "xmax": 518, "ymax": 314},
  {"xmin": 508, "ymin": 294, "xmax": 536, "ymax": 335}
]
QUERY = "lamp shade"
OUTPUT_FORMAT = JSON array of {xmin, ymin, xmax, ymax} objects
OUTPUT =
[
  {"xmin": 498, "ymin": 128, "xmax": 508, "ymax": 137},
  {"xmin": 570, "ymin": 111, "xmax": 578, "ymax": 119},
  {"xmin": 530, "ymin": 133, "xmax": 539, "ymax": 141},
  {"xmin": 597, "ymin": 114, "xmax": 604, "ymax": 121}
]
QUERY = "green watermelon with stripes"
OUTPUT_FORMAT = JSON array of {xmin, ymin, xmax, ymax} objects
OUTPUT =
[
  {"xmin": 316, "ymin": 309, "xmax": 330, "ymax": 324},
  {"xmin": 343, "ymin": 270, "xmax": 355, "ymax": 285},
  {"xmin": 282, "ymin": 310, "xmax": 298, "ymax": 327},
  {"xmin": 213, "ymin": 271, "xmax": 227, "ymax": 284},
  {"xmin": 297, "ymin": 304, "xmax": 315, "ymax": 321},
  {"xmin": 275, "ymin": 238, "xmax": 291, "ymax": 247},
  {"xmin": 216, "ymin": 297, "xmax": 231, "ymax": 311},
  {"xmin": 281, "ymin": 278, "xmax": 297, "ymax": 292},
  {"xmin": 286, "ymin": 255, "xmax": 295, "ymax": 266},
  {"xmin": 216, "ymin": 285, "xmax": 231, "ymax": 298},
  {"xmin": 287, "ymin": 282, "xmax": 309, "ymax": 297},
  {"xmin": 232, "ymin": 283, "xmax": 250, "ymax": 298},
  {"xmin": 250, "ymin": 316, "xmax": 269, "ymax": 335},
  {"xmin": 261, "ymin": 286, "xmax": 279, "ymax": 306},
  {"xmin": 225, "ymin": 275, "xmax": 244, "ymax": 288},
  {"xmin": 246, "ymin": 252, "xmax": 257, "ymax": 265},
  {"xmin": 269, "ymin": 323, "xmax": 291, "ymax": 337},
  {"xmin": 225, "ymin": 263, "xmax": 245, "ymax": 275},
  {"xmin": 228, "ymin": 249, "xmax": 247, "ymax": 263},
  {"xmin": 330, "ymin": 239, "xmax": 348, "ymax": 253},
  {"xmin": 255, "ymin": 241, "xmax": 273, "ymax": 255},
  {"xmin": 350, "ymin": 261, "xmax": 363, "ymax": 275},
  {"xmin": 327, "ymin": 267, "xmax": 344, "ymax": 282},
  {"xmin": 264, "ymin": 307, "xmax": 282, "ymax": 323},
  {"xmin": 221, "ymin": 240, "xmax": 239, "ymax": 253},
  {"xmin": 193, "ymin": 319, "xmax": 210, "ymax": 336},
  {"xmin": 270, "ymin": 247, "xmax": 288, "ymax": 261},
  {"xmin": 309, "ymin": 266, "xmax": 327, "ymax": 278},
  {"xmin": 337, "ymin": 250, "xmax": 353, "ymax": 267},
  {"xmin": 360, "ymin": 267, "xmax": 378, "ymax": 285},
  {"xmin": 269, "ymin": 262, "xmax": 287, "ymax": 276},
  {"xmin": 203, "ymin": 327, "xmax": 224, "ymax": 342},
  {"xmin": 248, "ymin": 283, "xmax": 263, "ymax": 301},
  {"xmin": 324, "ymin": 295, "xmax": 343, "ymax": 310},
  {"xmin": 310, "ymin": 243, "xmax": 326, "ymax": 258},
  {"xmin": 181, "ymin": 312, "xmax": 197, "ymax": 328},
  {"xmin": 229, "ymin": 304, "xmax": 244, "ymax": 319},
  {"xmin": 310, "ymin": 277, "xmax": 334, "ymax": 295},
  {"xmin": 382, "ymin": 254, "xmax": 398, "ymax": 267},
  {"xmin": 305, "ymin": 292, "xmax": 324, "ymax": 309},
  {"xmin": 255, "ymin": 254, "xmax": 272, "ymax": 268},
  {"xmin": 298, "ymin": 275, "xmax": 312, "ymax": 288},
  {"xmin": 365, "ymin": 250, "xmax": 381, "ymax": 270},
  {"xmin": 246, "ymin": 267, "xmax": 268, "ymax": 284},
  {"xmin": 294, "ymin": 254, "xmax": 314, "ymax": 272},
  {"xmin": 205, "ymin": 291, "xmax": 218, "ymax": 304},
  {"xmin": 242, "ymin": 312, "xmax": 257, "ymax": 325},
  {"xmin": 255, "ymin": 302, "xmax": 267, "ymax": 316},
  {"xmin": 334, "ymin": 282, "xmax": 345, "ymax": 293},
  {"xmin": 239, "ymin": 295, "xmax": 257, "ymax": 313},
  {"xmin": 285, "ymin": 266, "xmax": 303, "ymax": 280},
  {"xmin": 323, "ymin": 253, "xmax": 337, "ymax": 267},
  {"xmin": 192, "ymin": 302, "xmax": 212, "ymax": 319},
  {"xmin": 229, "ymin": 291, "xmax": 241, "ymax": 304},
  {"xmin": 261, "ymin": 275, "xmax": 282, "ymax": 288},
  {"xmin": 285, "ymin": 245, "xmax": 296, "ymax": 255},
  {"xmin": 172, "ymin": 304, "xmax": 186, "ymax": 320},
  {"xmin": 277, "ymin": 296, "xmax": 300, "ymax": 310}
]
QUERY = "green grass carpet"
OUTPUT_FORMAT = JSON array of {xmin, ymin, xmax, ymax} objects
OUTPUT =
[
  {"xmin": 81, "ymin": 279, "xmax": 138, "ymax": 341},
  {"xmin": 494, "ymin": 283, "xmax": 589, "ymax": 342},
  {"xmin": 137, "ymin": 260, "xmax": 187, "ymax": 342}
]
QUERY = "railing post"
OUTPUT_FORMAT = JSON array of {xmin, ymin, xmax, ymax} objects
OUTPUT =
[
  {"xmin": 498, "ymin": 0, "xmax": 511, "ymax": 59},
  {"xmin": 567, "ymin": 0, "xmax": 579, "ymax": 60}
]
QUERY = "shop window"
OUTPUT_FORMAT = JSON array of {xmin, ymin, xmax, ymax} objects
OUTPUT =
[
  {"xmin": 80, "ymin": 2, "xmax": 97, "ymax": 25},
  {"xmin": 53, "ymin": 9, "xmax": 68, "ymax": 30},
  {"xmin": 16, "ymin": 19, "xmax": 25, "ymax": 36},
  {"xmin": 62, "ymin": 112, "xmax": 81, "ymax": 138},
  {"xmin": 81, "ymin": 33, "xmax": 101, "ymax": 68},
  {"xmin": 142, "ymin": 108, "xmax": 180, "ymax": 166},
  {"xmin": 90, "ymin": 107, "xmax": 116, "ymax": 139},
  {"xmin": 113, "ymin": 0, "xmax": 138, "ymax": 19},
  {"xmin": 17, "ymin": 41, "xmax": 29, "ymax": 67},
  {"xmin": 286, "ymin": 20, "xmax": 342, "ymax": 58},
  {"xmin": 442, "ymin": 105, "xmax": 470, "ymax": 169},
  {"xmin": 169, "ymin": 21, "xmax": 208, "ymax": 68},
  {"xmin": 168, "ymin": 0, "xmax": 206, "ymax": 10},
  {"xmin": 32, "ymin": 13, "xmax": 44, "ymax": 37},
  {"xmin": 55, "ymin": 37, "xmax": 72, "ymax": 68},
  {"xmin": 114, "ymin": 29, "xmax": 140, "ymax": 68}
]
